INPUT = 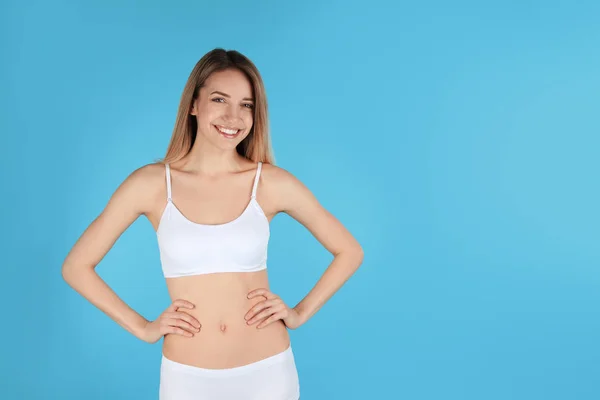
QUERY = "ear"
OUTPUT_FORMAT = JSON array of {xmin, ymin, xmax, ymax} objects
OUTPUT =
[{"xmin": 189, "ymin": 98, "xmax": 197, "ymax": 116}]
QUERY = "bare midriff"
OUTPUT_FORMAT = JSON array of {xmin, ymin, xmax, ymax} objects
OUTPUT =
[{"xmin": 161, "ymin": 269, "xmax": 291, "ymax": 369}]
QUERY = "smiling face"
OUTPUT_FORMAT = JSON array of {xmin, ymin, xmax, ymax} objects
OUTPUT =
[{"xmin": 190, "ymin": 68, "xmax": 255, "ymax": 151}]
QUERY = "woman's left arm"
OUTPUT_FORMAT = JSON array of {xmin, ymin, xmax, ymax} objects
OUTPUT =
[{"xmin": 273, "ymin": 167, "xmax": 365, "ymax": 326}]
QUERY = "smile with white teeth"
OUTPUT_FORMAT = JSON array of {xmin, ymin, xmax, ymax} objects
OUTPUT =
[{"xmin": 216, "ymin": 126, "xmax": 240, "ymax": 135}]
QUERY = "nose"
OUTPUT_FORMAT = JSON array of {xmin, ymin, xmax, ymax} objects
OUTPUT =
[
  {"xmin": 224, "ymin": 102, "xmax": 242, "ymax": 118},
  {"xmin": 222, "ymin": 104, "xmax": 244, "ymax": 126}
]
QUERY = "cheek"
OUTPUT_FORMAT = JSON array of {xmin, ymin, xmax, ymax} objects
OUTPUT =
[
  {"xmin": 198, "ymin": 101, "xmax": 218, "ymax": 116},
  {"xmin": 199, "ymin": 110, "xmax": 219, "ymax": 128},
  {"xmin": 244, "ymin": 112, "xmax": 254, "ymax": 128}
]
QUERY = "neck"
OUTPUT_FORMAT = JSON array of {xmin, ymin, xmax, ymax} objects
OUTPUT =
[{"xmin": 182, "ymin": 137, "xmax": 245, "ymax": 176}]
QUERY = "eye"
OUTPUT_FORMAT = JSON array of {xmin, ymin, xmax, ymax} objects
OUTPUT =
[
  {"xmin": 212, "ymin": 98, "xmax": 225, "ymax": 103},
  {"xmin": 243, "ymin": 103, "xmax": 254, "ymax": 109}
]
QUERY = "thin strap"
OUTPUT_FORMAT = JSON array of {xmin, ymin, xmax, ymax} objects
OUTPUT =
[
  {"xmin": 251, "ymin": 162, "xmax": 262, "ymax": 199},
  {"xmin": 165, "ymin": 163, "xmax": 172, "ymax": 201}
]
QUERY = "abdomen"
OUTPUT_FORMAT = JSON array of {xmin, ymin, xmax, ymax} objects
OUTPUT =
[{"xmin": 161, "ymin": 270, "xmax": 291, "ymax": 369}]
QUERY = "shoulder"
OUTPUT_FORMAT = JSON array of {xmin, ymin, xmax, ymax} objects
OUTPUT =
[
  {"xmin": 260, "ymin": 162, "xmax": 303, "ymax": 190},
  {"xmin": 120, "ymin": 162, "xmax": 166, "ymax": 191},
  {"xmin": 108, "ymin": 162, "xmax": 167, "ymax": 215},
  {"xmin": 260, "ymin": 162, "xmax": 315, "ymax": 213}
]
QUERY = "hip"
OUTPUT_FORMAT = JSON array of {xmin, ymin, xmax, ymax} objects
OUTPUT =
[{"xmin": 160, "ymin": 342, "xmax": 300, "ymax": 400}]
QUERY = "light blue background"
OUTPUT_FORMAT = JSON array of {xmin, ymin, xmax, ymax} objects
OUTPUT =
[{"xmin": 1, "ymin": 0, "xmax": 599, "ymax": 399}]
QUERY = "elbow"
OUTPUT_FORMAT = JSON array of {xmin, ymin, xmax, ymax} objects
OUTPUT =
[
  {"xmin": 61, "ymin": 262, "xmax": 76, "ymax": 283},
  {"xmin": 331, "ymin": 240, "xmax": 364, "ymax": 264},
  {"xmin": 61, "ymin": 261, "xmax": 93, "ymax": 284},
  {"xmin": 354, "ymin": 245, "xmax": 364, "ymax": 264},
  {"xmin": 346, "ymin": 243, "xmax": 364, "ymax": 265}
]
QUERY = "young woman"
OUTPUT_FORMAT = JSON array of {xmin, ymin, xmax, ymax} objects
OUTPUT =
[{"xmin": 62, "ymin": 48, "xmax": 364, "ymax": 399}]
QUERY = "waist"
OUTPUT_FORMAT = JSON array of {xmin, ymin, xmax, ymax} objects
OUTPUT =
[
  {"xmin": 162, "ymin": 270, "xmax": 291, "ymax": 368},
  {"xmin": 163, "ymin": 318, "xmax": 290, "ymax": 368}
]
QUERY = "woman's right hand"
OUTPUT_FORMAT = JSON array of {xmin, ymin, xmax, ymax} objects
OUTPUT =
[{"xmin": 140, "ymin": 299, "xmax": 202, "ymax": 344}]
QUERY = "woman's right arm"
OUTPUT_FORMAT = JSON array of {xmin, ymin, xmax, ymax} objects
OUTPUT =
[{"xmin": 61, "ymin": 164, "xmax": 161, "ymax": 342}]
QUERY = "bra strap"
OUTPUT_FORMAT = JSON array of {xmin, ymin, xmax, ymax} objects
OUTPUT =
[
  {"xmin": 165, "ymin": 163, "xmax": 172, "ymax": 201},
  {"xmin": 251, "ymin": 162, "xmax": 263, "ymax": 199}
]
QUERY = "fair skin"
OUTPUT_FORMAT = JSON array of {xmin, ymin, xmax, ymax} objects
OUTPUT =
[{"xmin": 62, "ymin": 68, "xmax": 363, "ymax": 365}]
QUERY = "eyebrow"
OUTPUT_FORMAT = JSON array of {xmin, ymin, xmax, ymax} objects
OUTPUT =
[{"xmin": 210, "ymin": 91, "xmax": 254, "ymax": 102}]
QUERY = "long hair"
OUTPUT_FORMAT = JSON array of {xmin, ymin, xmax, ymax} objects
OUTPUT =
[{"xmin": 160, "ymin": 48, "xmax": 275, "ymax": 165}]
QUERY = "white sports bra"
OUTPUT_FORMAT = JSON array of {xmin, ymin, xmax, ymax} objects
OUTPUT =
[{"xmin": 156, "ymin": 162, "xmax": 270, "ymax": 278}]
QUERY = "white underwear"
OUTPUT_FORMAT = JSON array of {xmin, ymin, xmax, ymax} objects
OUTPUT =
[{"xmin": 159, "ymin": 344, "xmax": 300, "ymax": 400}]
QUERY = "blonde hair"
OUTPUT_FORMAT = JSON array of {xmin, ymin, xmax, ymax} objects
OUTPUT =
[{"xmin": 160, "ymin": 48, "xmax": 275, "ymax": 165}]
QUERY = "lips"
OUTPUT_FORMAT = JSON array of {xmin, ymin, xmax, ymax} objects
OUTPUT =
[{"xmin": 214, "ymin": 125, "xmax": 242, "ymax": 139}]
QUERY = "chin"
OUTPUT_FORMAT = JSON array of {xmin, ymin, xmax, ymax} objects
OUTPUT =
[{"xmin": 214, "ymin": 137, "xmax": 243, "ymax": 150}]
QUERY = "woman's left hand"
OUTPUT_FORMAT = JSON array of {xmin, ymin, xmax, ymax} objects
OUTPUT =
[{"xmin": 245, "ymin": 288, "xmax": 304, "ymax": 330}]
